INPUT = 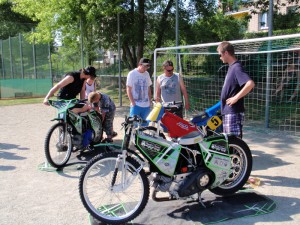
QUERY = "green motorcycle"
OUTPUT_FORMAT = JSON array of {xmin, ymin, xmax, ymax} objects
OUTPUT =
[
  {"xmin": 44, "ymin": 99, "xmax": 103, "ymax": 168},
  {"xmin": 79, "ymin": 109, "xmax": 252, "ymax": 224}
]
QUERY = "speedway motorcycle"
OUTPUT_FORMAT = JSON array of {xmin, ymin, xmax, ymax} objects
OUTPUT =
[
  {"xmin": 44, "ymin": 99, "xmax": 103, "ymax": 168},
  {"xmin": 78, "ymin": 102, "xmax": 252, "ymax": 224}
]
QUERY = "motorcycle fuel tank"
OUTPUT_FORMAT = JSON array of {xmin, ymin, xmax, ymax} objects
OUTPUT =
[{"xmin": 136, "ymin": 132, "xmax": 181, "ymax": 176}]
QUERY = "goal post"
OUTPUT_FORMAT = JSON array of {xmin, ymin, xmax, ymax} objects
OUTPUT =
[{"xmin": 153, "ymin": 33, "xmax": 300, "ymax": 135}]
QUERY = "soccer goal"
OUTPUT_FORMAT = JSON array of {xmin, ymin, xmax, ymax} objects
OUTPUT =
[{"xmin": 153, "ymin": 33, "xmax": 300, "ymax": 135}]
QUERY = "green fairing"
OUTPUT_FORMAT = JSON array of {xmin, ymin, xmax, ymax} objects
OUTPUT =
[{"xmin": 136, "ymin": 134, "xmax": 181, "ymax": 176}]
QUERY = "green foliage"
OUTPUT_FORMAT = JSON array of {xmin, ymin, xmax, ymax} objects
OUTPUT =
[
  {"xmin": 243, "ymin": 27, "xmax": 300, "ymax": 39},
  {"xmin": 189, "ymin": 12, "xmax": 248, "ymax": 44},
  {"xmin": 0, "ymin": 1, "xmax": 36, "ymax": 39},
  {"xmin": 9, "ymin": 0, "xmax": 249, "ymax": 72},
  {"xmin": 273, "ymin": 9, "xmax": 300, "ymax": 30}
]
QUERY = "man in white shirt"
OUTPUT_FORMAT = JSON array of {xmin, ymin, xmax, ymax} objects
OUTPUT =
[{"xmin": 126, "ymin": 58, "xmax": 152, "ymax": 122}]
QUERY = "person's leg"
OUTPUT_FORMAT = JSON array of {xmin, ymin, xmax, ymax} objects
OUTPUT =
[
  {"xmin": 140, "ymin": 107, "xmax": 151, "ymax": 126},
  {"xmin": 223, "ymin": 113, "xmax": 244, "ymax": 138},
  {"xmin": 129, "ymin": 105, "xmax": 140, "ymax": 117},
  {"xmin": 102, "ymin": 115, "xmax": 112, "ymax": 142},
  {"xmin": 105, "ymin": 111, "xmax": 115, "ymax": 140}
]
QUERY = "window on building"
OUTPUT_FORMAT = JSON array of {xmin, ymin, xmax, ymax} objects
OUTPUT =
[{"xmin": 259, "ymin": 12, "xmax": 268, "ymax": 30}]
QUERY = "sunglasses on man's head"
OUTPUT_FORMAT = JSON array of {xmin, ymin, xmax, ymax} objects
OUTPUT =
[
  {"xmin": 142, "ymin": 63, "xmax": 150, "ymax": 68},
  {"xmin": 166, "ymin": 68, "xmax": 174, "ymax": 72}
]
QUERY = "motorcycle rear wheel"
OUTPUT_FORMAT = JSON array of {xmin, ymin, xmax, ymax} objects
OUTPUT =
[
  {"xmin": 79, "ymin": 152, "xmax": 149, "ymax": 225},
  {"xmin": 44, "ymin": 123, "xmax": 72, "ymax": 168},
  {"xmin": 210, "ymin": 136, "xmax": 252, "ymax": 196}
]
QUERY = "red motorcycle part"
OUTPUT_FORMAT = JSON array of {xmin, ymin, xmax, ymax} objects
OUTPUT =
[{"xmin": 161, "ymin": 111, "xmax": 198, "ymax": 138}]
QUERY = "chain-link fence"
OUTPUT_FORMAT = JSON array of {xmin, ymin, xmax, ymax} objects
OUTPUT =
[{"xmin": 0, "ymin": 33, "xmax": 52, "ymax": 98}]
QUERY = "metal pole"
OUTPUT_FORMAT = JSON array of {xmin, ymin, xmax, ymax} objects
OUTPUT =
[
  {"xmin": 32, "ymin": 38, "xmax": 37, "ymax": 79},
  {"xmin": 118, "ymin": 13, "xmax": 122, "ymax": 107},
  {"xmin": 265, "ymin": 0, "xmax": 273, "ymax": 128},
  {"xmin": 175, "ymin": 0, "xmax": 179, "ymax": 72},
  {"xmin": 80, "ymin": 18, "xmax": 84, "ymax": 68},
  {"xmin": 19, "ymin": 33, "xmax": 24, "ymax": 79},
  {"xmin": 9, "ymin": 37, "xmax": 13, "ymax": 79},
  {"xmin": 48, "ymin": 43, "xmax": 53, "ymax": 85},
  {"xmin": 0, "ymin": 40, "xmax": 4, "ymax": 79}
]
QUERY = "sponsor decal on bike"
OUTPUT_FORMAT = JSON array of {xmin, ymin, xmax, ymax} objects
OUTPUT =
[
  {"xmin": 211, "ymin": 143, "xmax": 227, "ymax": 153},
  {"xmin": 141, "ymin": 140, "xmax": 161, "ymax": 152},
  {"xmin": 211, "ymin": 155, "xmax": 230, "ymax": 169},
  {"xmin": 176, "ymin": 122, "xmax": 189, "ymax": 130}
]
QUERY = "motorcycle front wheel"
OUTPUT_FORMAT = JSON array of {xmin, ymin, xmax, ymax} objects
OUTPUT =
[
  {"xmin": 210, "ymin": 135, "xmax": 252, "ymax": 196},
  {"xmin": 79, "ymin": 152, "xmax": 149, "ymax": 225},
  {"xmin": 44, "ymin": 123, "xmax": 72, "ymax": 168}
]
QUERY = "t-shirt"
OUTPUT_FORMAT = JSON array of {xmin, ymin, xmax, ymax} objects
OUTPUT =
[
  {"xmin": 157, "ymin": 73, "xmax": 182, "ymax": 103},
  {"xmin": 98, "ymin": 92, "xmax": 116, "ymax": 113},
  {"xmin": 57, "ymin": 71, "xmax": 85, "ymax": 99},
  {"xmin": 221, "ymin": 61, "xmax": 251, "ymax": 114},
  {"xmin": 85, "ymin": 80, "xmax": 95, "ymax": 99},
  {"xmin": 126, "ymin": 68, "xmax": 152, "ymax": 107}
]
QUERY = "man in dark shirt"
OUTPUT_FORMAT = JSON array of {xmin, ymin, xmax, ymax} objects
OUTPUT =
[
  {"xmin": 217, "ymin": 41, "xmax": 255, "ymax": 138},
  {"xmin": 43, "ymin": 66, "xmax": 96, "ymax": 113}
]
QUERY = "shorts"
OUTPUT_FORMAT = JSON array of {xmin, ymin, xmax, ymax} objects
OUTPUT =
[
  {"xmin": 222, "ymin": 113, "xmax": 245, "ymax": 138},
  {"xmin": 129, "ymin": 105, "xmax": 150, "ymax": 125}
]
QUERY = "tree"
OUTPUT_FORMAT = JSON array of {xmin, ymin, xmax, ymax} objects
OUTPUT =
[
  {"xmin": 11, "ymin": 0, "xmax": 246, "ymax": 71},
  {"xmin": 273, "ymin": 7, "xmax": 300, "ymax": 30},
  {"xmin": 0, "ymin": 1, "xmax": 36, "ymax": 39},
  {"xmin": 190, "ymin": 12, "xmax": 248, "ymax": 43}
]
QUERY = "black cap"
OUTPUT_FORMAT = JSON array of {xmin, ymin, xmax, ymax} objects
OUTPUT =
[
  {"xmin": 139, "ymin": 58, "xmax": 151, "ymax": 65},
  {"xmin": 85, "ymin": 66, "xmax": 96, "ymax": 77}
]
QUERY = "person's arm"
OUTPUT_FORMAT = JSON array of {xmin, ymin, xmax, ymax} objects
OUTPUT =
[
  {"xmin": 43, "ymin": 75, "xmax": 74, "ymax": 105},
  {"xmin": 101, "ymin": 111, "xmax": 106, "ymax": 122},
  {"xmin": 126, "ymin": 86, "xmax": 135, "ymax": 106},
  {"xmin": 155, "ymin": 79, "xmax": 161, "ymax": 102},
  {"xmin": 80, "ymin": 80, "xmax": 87, "ymax": 100},
  {"xmin": 148, "ymin": 86, "xmax": 152, "ymax": 103},
  {"xmin": 179, "ymin": 75, "xmax": 190, "ymax": 110},
  {"xmin": 288, "ymin": 72, "xmax": 300, "ymax": 101},
  {"xmin": 226, "ymin": 80, "xmax": 255, "ymax": 106}
]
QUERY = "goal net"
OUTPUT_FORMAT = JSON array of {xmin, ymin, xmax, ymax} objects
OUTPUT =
[{"xmin": 153, "ymin": 33, "xmax": 300, "ymax": 135}]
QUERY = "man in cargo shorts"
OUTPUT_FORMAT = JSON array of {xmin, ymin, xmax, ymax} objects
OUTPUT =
[{"xmin": 217, "ymin": 41, "xmax": 255, "ymax": 138}]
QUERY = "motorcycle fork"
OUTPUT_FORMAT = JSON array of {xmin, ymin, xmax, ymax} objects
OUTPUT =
[
  {"xmin": 61, "ymin": 122, "xmax": 68, "ymax": 145},
  {"xmin": 110, "ymin": 149, "xmax": 144, "ymax": 190},
  {"xmin": 111, "ymin": 150, "xmax": 128, "ymax": 189}
]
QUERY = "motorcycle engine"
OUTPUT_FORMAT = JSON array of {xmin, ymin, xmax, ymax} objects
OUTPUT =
[
  {"xmin": 151, "ymin": 168, "xmax": 212, "ymax": 198},
  {"xmin": 177, "ymin": 168, "xmax": 211, "ymax": 197}
]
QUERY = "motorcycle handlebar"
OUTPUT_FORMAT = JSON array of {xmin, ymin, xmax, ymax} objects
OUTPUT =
[{"xmin": 152, "ymin": 99, "xmax": 183, "ymax": 109}]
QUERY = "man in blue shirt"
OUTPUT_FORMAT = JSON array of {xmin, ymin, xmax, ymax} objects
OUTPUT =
[{"xmin": 217, "ymin": 41, "xmax": 255, "ymax": 138}]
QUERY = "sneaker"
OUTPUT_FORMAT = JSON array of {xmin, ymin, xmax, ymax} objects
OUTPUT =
[{"xmin": 112, "ymin": 131, "xmax": 118, "ymax": 138}]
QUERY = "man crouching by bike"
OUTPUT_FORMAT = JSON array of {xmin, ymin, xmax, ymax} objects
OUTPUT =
[
  {"xmin": 88, "ymin": 91, "xmax": 118, "ymax": 143},
  {"xmin": 43, "ymin": 66, "xmax": 96, "ymax": 113}
]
